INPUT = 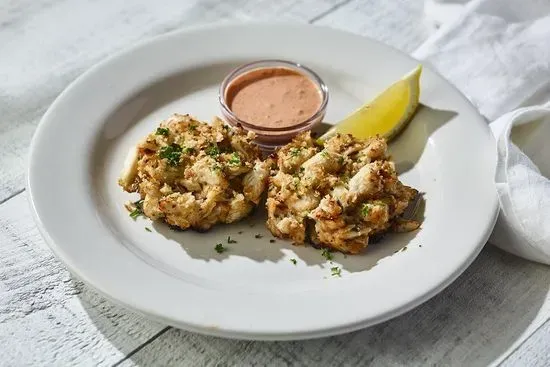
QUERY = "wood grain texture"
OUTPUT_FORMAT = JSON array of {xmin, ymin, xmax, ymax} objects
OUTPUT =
[
  {"xmin": 501, "ymin": 319, "xmax": 550, "ymax": 367},
  {"xmin": 0, "ymin": 1, "xmax": 434, "ymax": 365},
  {"xmin": 3, "ymin": 0, "xmax": 550, "ymax": 366},
  {"xmin": 116, "ymin": 246, "xmax": 550, "ymax": 367},
  {"xmin": 313, "ymin": 0, "xmax": 432, "ymax": 53},
  {"xmin": 0, "ymin": 194, "xmax": 164, "ymax": 366}
]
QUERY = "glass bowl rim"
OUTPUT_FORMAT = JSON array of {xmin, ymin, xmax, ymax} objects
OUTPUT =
[{"xmin": 218, "ymin": 59, "xmax": 329, "ymax": 132}]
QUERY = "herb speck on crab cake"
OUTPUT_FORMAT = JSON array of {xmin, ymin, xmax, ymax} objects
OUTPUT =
[
  {"xmin": 119, "ymin": 113, "xmax": 273, "ymax": 231},
  {"xmin": 266, "ymin": 131, "xmax": 420, "ymax": 254}
]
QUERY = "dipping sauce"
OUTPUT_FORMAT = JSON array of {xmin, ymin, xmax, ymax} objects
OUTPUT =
[
  {"xmin": 225, "ymin": 67, "xmax": 322, "ymax": 129},
  {"xmin": 219, "ymin": 60, "xmax": 328, "ymax": 151}
]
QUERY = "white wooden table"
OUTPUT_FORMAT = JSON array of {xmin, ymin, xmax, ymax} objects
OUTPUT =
[{"xmin": 1, "ymin": 1, "xmax": 549, "ymax": 366}]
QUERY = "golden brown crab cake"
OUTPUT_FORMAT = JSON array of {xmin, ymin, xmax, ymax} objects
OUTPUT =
[
  {"xmin": 119, "ymin": 113, "xmax": 273, "ymax": 231},
  {"xmin": 266, "ymin": 131, "xmax": 420, "ymax": 254}
]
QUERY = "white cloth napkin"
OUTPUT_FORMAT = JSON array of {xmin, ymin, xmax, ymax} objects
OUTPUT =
[
  {"xmin": 415, "ymin": 0, "xmax": 550, "ymax": 264},
  {"xmin": 490, "ymin": 104, "xmax": 550, "ymax": 264}
]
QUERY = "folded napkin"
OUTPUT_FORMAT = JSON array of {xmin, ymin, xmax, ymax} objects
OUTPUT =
[
  {"xmin": 490, "ymin": 104, "xmax": 550, "ymax": 264},
  {"xmin": 414, "ymin": 0, "xmax": 550, "ymax": 264}
]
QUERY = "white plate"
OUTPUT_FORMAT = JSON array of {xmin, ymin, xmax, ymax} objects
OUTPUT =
[{"xmin": 28, "ymin": 22, "xmax": 499, "ymax": 340}]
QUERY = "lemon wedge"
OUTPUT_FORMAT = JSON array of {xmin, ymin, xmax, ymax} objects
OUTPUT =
[{"xmin": 320, "ymin": 65, "xmax": 422, "ymax": 142}]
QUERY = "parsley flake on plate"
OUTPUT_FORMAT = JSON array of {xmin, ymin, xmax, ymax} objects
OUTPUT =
[
  {"xmin": 215, "ymin": 243, "xmax": 227, "ymax": 254},
  {"xmin": 321, "ymin": 248, "xmax": 333, "ymax": 261},
  {"xmin": 331, "ymin": 267, "xmax": 342, "ymax": 277},
  {"xmin": 129, "ymin": 199, "xmax": 144, "ymax": 219}
]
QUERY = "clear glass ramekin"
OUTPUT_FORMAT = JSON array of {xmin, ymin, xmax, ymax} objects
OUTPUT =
[{"xmin": 218, "ymin": 60, "xmax": 329, "ymax": 151}]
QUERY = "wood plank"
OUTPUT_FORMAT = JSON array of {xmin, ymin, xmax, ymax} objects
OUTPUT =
[
  {"xmin": 312, "ymin": 0, "xmax": 432, "ymax": 53},
  {"xmin": 0, "ymin": 194, "xmax": 164, "ymax": 366},
  {"xmin": 0, "ymin": 2, "xmax": 432, "ymax": 364},
  {"xmin": 0, "ymin": 0, "xmax": 344, "ymax": 203},
  {"xmin": 116, "ymin": 246, "xmax": 550, "ymax": 367},
  {"xmin": 14, "ymin": 1, "xmax": 550, "ymax": 365},
  {"xmin": 500, "ymin": 319, "xmax": 550, "ymax": 367}
]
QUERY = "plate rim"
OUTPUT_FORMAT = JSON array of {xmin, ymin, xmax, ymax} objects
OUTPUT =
[{"xmin": 27, "ymin": 20, "xmax": 500, "ymax": 340}]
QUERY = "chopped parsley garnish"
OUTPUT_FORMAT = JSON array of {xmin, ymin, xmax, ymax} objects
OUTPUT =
[
  {"xmin": 361, "ymin": 203, "xmax": 370, "ymax": 217},
  {"xmin": 215, "ymin": 243, "xmax": 226, "ymax": 253},
  {"xmin": 228, "ymin": 152, "xmax": 241, "ymax": 165},
  {"xmin": 331, "ymin": 267, "xmax": 342, "ymax": 277},
  {"xmin": 129, "ymin": 199, "xmax": 144, "ymax": 219},
  {"xmin": 145, "ymin": 227, "xmax": 152, "ymax": 232},
  {"xmin": 188, "ymin": 124, "xmax": 197, "ymax": 131},
  {"xmin": 289, "ymin": 147, "xmax": 301, "ymax": 157},
  {"xmin": 321, "ymin": 248, "xmax": 333, "ymax": 261},
  {"xmin": 205, "ymin": 144, "xmax": 220, "ymax": 157},
  {"xmin": 182, "ymin": 146, "xmax": 195, "ymax": 154},
  {"xmin": 315, "ymin": 138, "xmax": 324, "ymax": 146},
  {"xmin": 227, "ymin": 236, "xmax": 237, "ymax": 244},
  {"xmin": 211, "ymin": 163, "xmax": 222, "ymax": 171},
  {"xmin": 290, "ymin": 258, "xmax": 297, "ymax": 265},
  {"xmin": 338, "ymin": 156, "xmax": 345, "ymax": 164},
  {"xmin": 129, "ymin": 209, "xmax": 141, "ymax": 219},
  {"xmin": 155, "ymin": 127, "xmax": 169, "ymax": 136},
  {"xmin": 320, "ymin": 150, "xmax": 329, "ymax": 158},
  {"xmin": 254, "ymin": 234, "xmax": 263, "ymax": 239},
  {"xmin": 158, "ymin": 143, "xmax": 182, "ymax": 166}
]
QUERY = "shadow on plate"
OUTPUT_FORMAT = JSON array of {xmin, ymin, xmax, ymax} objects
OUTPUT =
[
  {"xmin": 102, "ymin": 67, "xmax": 453, "ymax": 273},
  {"xmin": 76, "ymin": 67, "xmax": 546, "ymax": 365},
  {"xmin": 77, "ymin": 246, "xmax": 550, "ymax": 366},
  {"xmin": 391, "ymin": 104, "xmax": 457, "ymax": 173},
  {"xmin": 147, "ymin": 102, "xmax": 446, "ymax": 272},
  {"xmin": 100, "ymin": 60, "xmax": 252, "ymax": 139},
  {"xmin": 310, "ymin": 104, "xmax": 457, "ymax": 175},
  {"xmin": 150, "ymin": 193, "xmax": 425, "ymax": 274}
]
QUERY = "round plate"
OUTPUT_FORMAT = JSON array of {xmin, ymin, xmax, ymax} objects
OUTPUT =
[{"xmin": 28, "ymin": 22, "xmax": 499, "ymax": 340}]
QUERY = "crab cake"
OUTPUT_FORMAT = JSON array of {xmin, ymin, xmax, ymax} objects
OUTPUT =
[
  {"xmin": 266, "ymin": 132, "xmax": 419, "ymax": 254},
  {"xmin": 119, "ymin": 113, "xmax": 272, "ymax": 231}
]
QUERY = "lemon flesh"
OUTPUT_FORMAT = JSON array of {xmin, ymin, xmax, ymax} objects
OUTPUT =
[{"xmin": 321, "ymin": 65, "xmax": 422, "ymax": 142}]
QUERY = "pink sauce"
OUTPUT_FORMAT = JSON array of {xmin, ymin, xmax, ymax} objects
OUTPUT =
[{"xmin": 225, "ymin": 67, "xmax": 322, "ymax": 129}]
